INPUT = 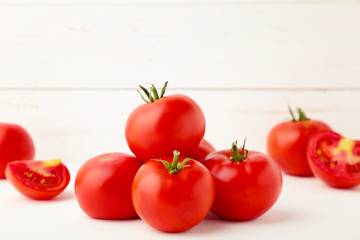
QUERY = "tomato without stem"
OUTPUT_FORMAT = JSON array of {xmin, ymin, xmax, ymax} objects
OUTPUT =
[
  {"xmin": 132, "ymin": 151, "xmax": 215, "ymax": 232},
  {"xmin": 125, "ymin": 82, "xmax": 206, "ymax": 162},
  {"xmin": 203, "ymin": 141, "xmax": 282, "ymax": 221},
  {"xmin": 188, "ymin": 139, "xmax": 216, "ymax": 162},
  {"xmin": 5, "ymin": 159, "xmax": 70, "ymax": 200},
  {"xmin": 0, "ymin": 123, "xmax": 35, "ymax": 178},
  {"xmin": 75, "ymin": 153, "xmax": 143, "ymax": 219},
  {"xmin": 267, "ymin": 107, "xmax": 331, "ymax": 176},
  {"xmin": 307, "ymin": 130, "xmax": 360, "ymax": 188}
]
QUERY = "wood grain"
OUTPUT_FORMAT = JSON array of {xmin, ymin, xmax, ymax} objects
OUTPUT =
[
  {"xmin": 1, "ymin": 89, "xmax": 358, "ymax": 162},
  {"xmin": 1, "ymin": 0, "xmax": 359, "ymax": 162},
  {"xmin": 0, "ymin": 2, "xmax": 359, "ymax": 89}
]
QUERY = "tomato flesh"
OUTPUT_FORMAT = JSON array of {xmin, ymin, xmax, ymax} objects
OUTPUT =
[
  {"xmin": 5, "ymin": 159, "xmax": 70, "ymax": 200},
  {"xmin": 307, "ymin": 131, "xmax": 360, "ymax": 188}
]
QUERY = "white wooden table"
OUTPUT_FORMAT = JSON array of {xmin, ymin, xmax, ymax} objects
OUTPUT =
[
  {"xmin": 1, "ymin": 163, "xmax": 359, "ymax": 240},
  {"xmin": 0, "ymin": 0, "xmax": 359, "ymax": 239}
]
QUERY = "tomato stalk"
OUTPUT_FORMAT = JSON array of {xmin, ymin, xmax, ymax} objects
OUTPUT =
[
  {"xmin": 297, "ymin": 108, "xmax": 309, "ymax": 121},
  {"xmin": 288, "ymin": 105, "xmax": 309, "ymax": 122},
  {"xmin": 138, "ymin": 81, "xmax": 168, "ymax": 103},
  {"xmin": 229, "ymin": 139, "xmax": 248, "ymax": 162},
  {"xmin": 154, "ymin": 151, "xmax": 191, "ymax": 174}
]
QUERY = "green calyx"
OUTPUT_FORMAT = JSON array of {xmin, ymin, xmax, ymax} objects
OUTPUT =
[
  {"xmin": 154, "ymin": 151, "xmax": 191, "ymax": 174},
  {"xmin": 229, "ymin": 139, "xmax": 248, "ymax": 162},
  {"xmin": 138, "ymin": 81, "xmax": 168, "ymax": 103},
  {"xmin": 288, "ymin": 104, "xmax": 309, "ymax": 122}
]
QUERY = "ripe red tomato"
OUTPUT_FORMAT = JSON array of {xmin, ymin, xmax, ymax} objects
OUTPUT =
[
  {"xmin": 0, "ymin": 123, "xmax": 35, "ymax": 178},
  {"xmin": 307, "ymin": 130, "xmax": 360, "ymax": 188},
  {"xmin": 267, "ymin": 107, "xmax": 331, "ymax": 176},
  {"xmin": 203, "ymin": 141, "xmax": 282, "ymax": 221},
  {"xmin": 5, "ymin": 159, "xmax": 70, "ymax": 200},
  {"xmin": 125, "ymin": 82, "xmax": 206, "ymax": 162},
  {"xmin": 75, "ymin": 153, "xmax": 143, "ymax": 219},
  {"xmin": 132, "ymin": 151, "xmax": 215, "ymax": 232},
  {"xmin": 188, "ymin": 138, "xmax": 216, "ymax": 162}
]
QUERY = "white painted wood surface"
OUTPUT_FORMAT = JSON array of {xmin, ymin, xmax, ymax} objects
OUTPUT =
[
  {"xmin": 1, "ymin": 0, "xmax": 359, "ymax": 163},
  {"xmin": 1, "ymin": 1, "xmax": 360, "ymax": 239},
  {"xmin": 1, "ymin": 163, "xmax": 359, "ymax": 240},
  {"xmin": 1, "ymin": 89, "xmax": 359, "ymax": 163},
  {"xmin": 1, "ymin": 0, "xmax": 360, "ymax": 89}
]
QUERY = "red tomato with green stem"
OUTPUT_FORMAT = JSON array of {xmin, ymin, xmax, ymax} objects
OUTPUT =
[
  {"xmin": 0, "ymin": 123, "xmax": 35, "ymax": 178},
  {"xmin": 188, "ymin": 138, "xmax": 216, "ymax": 162},
  {"xmin": 75, "ymin": 153, "xmax": 143, "ymax": 219},
  {"xmin": 267, "ymin": 107, "xmax": 332, "ymax": 176},
  {"xmin": 125, "ymin": 82, "xmax": 206, "ymax": 162},
  {"xmin": 307, "ymin": 130, "xmax": 360, "ymax": 188},
  {"xmin": 5, "ymin": 159, "xmax": 70, "ymax": 200},
  {"xmin": 132, "ymin": 151, "xmax": 215, "ymax": 232},
  {"xmin": 203, "ymin": 140, "xmax": 282, "ymax": 221}
]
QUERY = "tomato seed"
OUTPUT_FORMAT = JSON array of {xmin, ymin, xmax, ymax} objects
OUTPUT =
[{"xmin": 19, "ymin": 166, "xmax": 58, "ymax": 185}]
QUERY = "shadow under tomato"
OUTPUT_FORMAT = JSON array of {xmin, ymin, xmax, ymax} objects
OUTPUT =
[
  {"xmin": 88, "ymin": 215, "xmax": 142, "ymax": 222},
  {"xmin": 51, "ymin": 191, "xmax": 75, "ymax": 202},
  {"xmin": 181, "ymin": 212, "xmax": 233, "ymax": 235},
  {"xmin": 250, "ymin": 208, "xmax": 296, "ymax": 225},
  {"xmin": 191, "ymin": 208, "xmax": 295, "ymax": 234},
  {"xmin": 326, "ymin": 183, "xmax": 360, "ymax": 192},
  {"xmin": 204, "ymin": 208, "xmax": 295, "ymax": 224}
]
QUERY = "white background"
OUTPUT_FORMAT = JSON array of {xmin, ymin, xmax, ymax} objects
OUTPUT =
[{"xmin": 0, "ymin": 0, "xmax": 360, "ymax": 239}]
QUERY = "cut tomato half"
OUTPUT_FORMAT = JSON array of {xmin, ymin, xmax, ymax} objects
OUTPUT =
[
  {"xmin": 5, "ymin": 159, "xmax": 70, "ymax": 200},
  {"xmin": 307, "ymin": 130, "xmax": 360, "ymax": 188}
]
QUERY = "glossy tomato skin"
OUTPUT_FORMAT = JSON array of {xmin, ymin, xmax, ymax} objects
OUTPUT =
[
  {"xmin": 5, "ymin": 159, "xmax": 70, "ymax": 200},
  {"xmin": 125, "ymin": 94, "xmax": 206, "ymax": 162},
  {"xmin": 203, "ymin": 149, "xmax": 282, "ymax": 221},
  {"xmin": 267, "ymin": 120, "xmax": 331, "ymax": 176},
  {"xmin": 0, "ymin": 123, "xmax": 35, "ymax": 178},
  {"xmin": 75, "ymin": 153, "xmax": 142, "ymax": 219},
  {"xmin": 132, "ymin": 157, "xmax": 215, "ymax": 232},
  {"xmin": 188, "ymin": 139, "xmax": 216, "ymax": 162},
  {"xmin": 307, "ymin": 131, "xmax": 360, "ymax": 188}
]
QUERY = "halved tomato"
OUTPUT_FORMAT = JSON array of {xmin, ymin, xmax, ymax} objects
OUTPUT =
[
  {"xmin": 5, "ymin": 159, "xmax": 70, "ymax": 200},
  {"xmin": 307, "ymin": 130, "xmax": 360, "ymax": 188}
]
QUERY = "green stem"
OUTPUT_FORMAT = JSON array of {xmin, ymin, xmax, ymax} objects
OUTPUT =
[
  {"xmin": 137, "ymin": 90, "xmax": 149, "ymax": 103},
  {"xmin": 288, "ymin": 104, "xmax": 310, "ymax": 121},
  {"xmin": 297, "ymin": 108, "xmax": 309, "ymax": 121},
  {"xmin": 139, "ymin": 85, "xmax": 154, "ymax": 102},
  {"xmin": 138, "ymin": 82, "xmax": 169, "ymax": 103},
  {"xmin": 170, "ymin": 151, "xmax": 180, "ymax": 172},
  {"xmin": 151, "ymin": 84, "xmax": 160, "ymax": 100},
  {"xmin": 153, "ymin": 151, "xmax": 191, "ymax": 174},
  {"xmin": 160, "ymin": 81, "xmax": 168, "ymax": 98},
  {"xmin": 229, "ymin": 139, "xmax": 248, "ymax": 162},
  {"xmin": 288, "ymin": 104, "xmax": 296, "ymax": 122}
]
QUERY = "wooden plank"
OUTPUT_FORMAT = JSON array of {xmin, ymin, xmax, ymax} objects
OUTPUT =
[
  {"xmin": 1, "ymin": 89, "xmax": 359, "ymax": 163},
  {"xmin": 0, "ymin": 3, "xmax": 359, "ymax": 89},
  {"xmin": 1, "ymin": 0, "xmax": 357, "ymax": 6}
]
